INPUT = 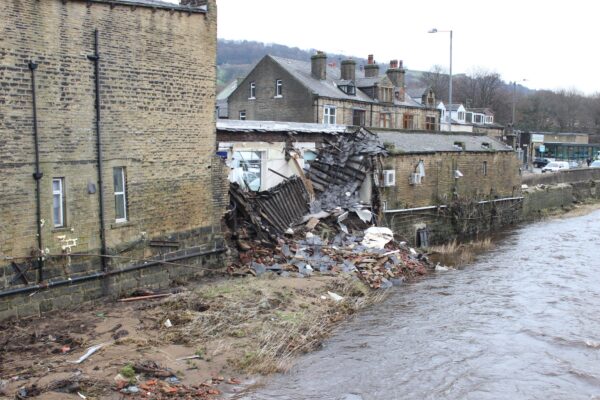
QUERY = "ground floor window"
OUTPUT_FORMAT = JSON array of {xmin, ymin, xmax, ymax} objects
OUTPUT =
[
  {"xmin": 233, "ymin": 151, "xmax": 263, "ymax": 191},
  {"xmin": 52, "ymin": 178, "xmax": 65, "ymax": 227},
  {"xmin": 380, "ymin": 112, "xmax": 391, "ymax": 128},
  {"xmin": 113, "ymin": 167, "xmax": 128, "ymax": 223}
]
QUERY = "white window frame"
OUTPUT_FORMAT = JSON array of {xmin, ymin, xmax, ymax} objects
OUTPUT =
[
  {"xmin": 275, "ymin": 79, "xmax": 283, "ymax": 98},
  {"xmin": 114, "ymin": 167, "xmax": 128, "ymax": 223},
  {"xmin": 249, "ymin": 82, "xmax": 256, "ymax": 99},
  {"xmin": 323, "ymin": 105, "xmax": 336, "ymax": 125},
  {"xmin": 239, "ymin": 110, "xmax": 246, "ymax": 120},
  {"xmin": 52, "ymin": 177, "xmax": 65, "ymax": 228}
]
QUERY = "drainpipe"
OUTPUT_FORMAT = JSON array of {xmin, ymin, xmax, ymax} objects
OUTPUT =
[
  {"xmin": 87, "ymin": 30, "xmax": 109, "ymax": 279},
  {"xmin": 29, "ymin": 61, "xmax": 44, "ymax": 282}
]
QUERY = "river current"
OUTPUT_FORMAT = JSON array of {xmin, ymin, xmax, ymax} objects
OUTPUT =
[{"xmin": 243, "ymin": 209, "xmax": 600, "ymax": 400}]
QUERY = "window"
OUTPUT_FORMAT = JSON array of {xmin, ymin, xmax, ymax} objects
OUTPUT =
[
  {"xmin": 483, "ymin": 161, "xmax": 488, "ymax": 176},
  {"xmin": 425, "ymin": 116, "xmax": 436, "ymax": 131},
  {"xmin": 233, "ymin": 151, "xmax": 263, "ymax": 191},
  {"xmin": 113, "ymin": 167, "xmax": 127, "ymax": 223},
  {"xmin": 323, "ymin": 106, "xmax": 336, "ymax": 125},
  {"xmin": 239, "ymin": 110, "xmax": 246, "ymax": 120},
  {"xmin": 249, "ymin": 82, "xmax": 256, "ymax": 99},
  {"xmin": 380, "ymin": 112, "xmax": 391, "ymax": 128},
  {"xmin": 458, "ymin": 111, "xmax": 465, "ymax": 121},
  {"xmin": 352, "ymin": 109, "xmax": 366, "ymax": 126},
  {"xmin": 379, "ymin": 87, "xmax": 393, "ymax": 103},
  {"xmin": 52, "ymin": 178, "xmax": 65, "ymax": 227},
  {"xmin": 275, "ymin": 79, "xmax": 283, "ymax": 97},
  {"xmin": 474, "ymin": 114, "xmax": 483, "ymax": 124},
  {"xmin": 403, "ymin": 114, "xmax": 415, "ymax": 129}
]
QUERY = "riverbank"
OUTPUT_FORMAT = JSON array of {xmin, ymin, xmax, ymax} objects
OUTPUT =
[{"xmin": 0, "ymin": 228, "xmax": 431, "ymax": 399}]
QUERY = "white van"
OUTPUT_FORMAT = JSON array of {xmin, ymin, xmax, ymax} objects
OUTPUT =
[{"xmin": 542, "ymin": 161, "xmax": 570, "ymax": 173}]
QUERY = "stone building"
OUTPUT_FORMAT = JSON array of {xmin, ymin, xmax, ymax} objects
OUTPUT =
[
  {"xmin": 227, "ymin": 53, "xmax": 441, "ymax": 131},
  {"xmin": 376, "ymin": 131, "xmax": 521, "ymax": 245},
  {"xmin": 0, "ymin": 0, "xmax": 227, "ymax": 319}
]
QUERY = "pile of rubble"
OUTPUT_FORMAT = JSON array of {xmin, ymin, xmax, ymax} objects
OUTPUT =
[{"xmin": 230, "ymin": 213, "xmax": 430, "ymax": 289}]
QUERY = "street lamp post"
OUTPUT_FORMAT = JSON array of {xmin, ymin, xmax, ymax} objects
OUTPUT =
[
  {"xmin": 511, "ymin": 79, "xmax": 527, "ymax": 155},
  {"xmin": 429, "ymin": 28, "xmax": 452, "ymax": 130}
]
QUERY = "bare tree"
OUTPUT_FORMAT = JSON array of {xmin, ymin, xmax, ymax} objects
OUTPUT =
[{"xmin": 419, "ymin": 65, "xmax": 448, "ymax": 101}]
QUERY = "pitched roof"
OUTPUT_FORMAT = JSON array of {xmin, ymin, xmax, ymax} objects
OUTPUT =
[
  {"xmin": 270, "ymin": 56, "xmax": 373, "ymax": 102},
  {"xmin": 375, "ymin": 131, "xmax": 512, "ymax": 153},
  {"xmin": 406, "ymin": 87, "xmax": 428, "ymax": 99},
  {"xmin": 269, "ymin": 56, "xmax": 426, "ymax": 108}
]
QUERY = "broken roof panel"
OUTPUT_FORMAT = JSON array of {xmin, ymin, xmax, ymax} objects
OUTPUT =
[{"xmin": 375, "ymin": 131, "xmax": 513, "ymax": 153}]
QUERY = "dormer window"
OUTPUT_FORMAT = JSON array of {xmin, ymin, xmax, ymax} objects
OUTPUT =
[
  {"xmin": 453, "ymin": 141, "xmax": 465, "ymax": 151},
  {"xmin": 379, "ymin": 87, "xmax": 393, "ymax": 103},
  {"xmin": 338, "ymin": 82, "xmax": 356, "ymax": 95},
  {"xmin": 481, "ymin": 142, "xmax": 490, "ymax": 150}
]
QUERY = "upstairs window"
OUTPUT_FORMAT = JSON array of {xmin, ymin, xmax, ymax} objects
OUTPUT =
[
  {"xmin": 483, "ymin": 161, "xmax": 488, "ymax": 176},
  {"xmin": 249, "ymin": 82, "xmax": 256, "ymax": 99},
  {"xmin": 323, "ymin": 105, "xmax": 336, "ymax": 125},
  {"xmin": 52, "ymin": 178, "xmax": 66, "ymax": 228},
  {"xmin": 379, "ymin": 87, "xmax": 393, "ymax": 103},
  {"xmin": 457, "ymin": 111, "xmax": 465, "ymax": 121},
  {"xmin": 275, "ymin": 79, "xmax": 283, "ymax": 97},
  {"xmin": 353, "ymin": 109, "xmax": 366, "ymax": 126},
  {"xmin": 380, "ymin": 112, "xmax": 391, "ymax": 128},
  {"xmin": 113, "ymin": 167, "xmax": 128, "ymax": 223},
  {"xmin": 425, "ymin": 116, "xmax": 436, "ymax": 131},
  {"xmin": 403, "ymin": 114, "xmax": 415, "ymax": 129}
]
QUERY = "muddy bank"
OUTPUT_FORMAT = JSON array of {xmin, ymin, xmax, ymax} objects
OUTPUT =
[{"xmin": 0, "ymin": 244, "xmax": 430, "ymax": 400}]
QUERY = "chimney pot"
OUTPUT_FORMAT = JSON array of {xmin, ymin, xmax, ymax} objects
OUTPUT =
[
  {"xmin": 390, "ymin": 59, "xmax": 398, "ymax": 69},
  {"xmin": 367, "ymin": 54, "xmax": 374, "ymax": 65},
  {"xmin": 364, "ymin": 54, "xmax": 379, "ymax": 78}
]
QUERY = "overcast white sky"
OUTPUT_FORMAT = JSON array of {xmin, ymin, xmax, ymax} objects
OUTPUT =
[{"xmin": 170, "ymin": 0, "xmax": 600, "ymax": 94}]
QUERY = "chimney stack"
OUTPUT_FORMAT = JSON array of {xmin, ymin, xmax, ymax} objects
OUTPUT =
[
  {"xmin": 311, "ymin": 51, "xmax": 327, "ymax": 80},
  {"xmin": 364, "ymin": 54, "xmax": 379, "ymax": 78},
  {"xmin": 340, "ymin": 59, "xmax": 356, "ymax": 81},
  {"xmin": 386, "ymin": 59, "xmax": 406, "ymax": 100}
]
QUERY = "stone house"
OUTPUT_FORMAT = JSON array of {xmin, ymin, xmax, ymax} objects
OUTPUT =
[
  {"xmin": 227, "ymin": 53, "xmax": 441, "ymax": 131},
  {"xmin": 0, "ymin": 0, "xmax": 227, "ymax": 319},
  {"xmin": 376, "ymin": 131, "xmax": 521, "ymax": 245}
]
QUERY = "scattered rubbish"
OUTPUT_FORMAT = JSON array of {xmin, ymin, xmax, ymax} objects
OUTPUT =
[
  {"xmin": 68, "ymin": 343, "xmax": 106, "ymax": 364},
  {"xmin": 409, "ymin": 247, "xmax": 418, "ymax": 255},
  {"xmin": 285, "ymin": 228, "xmax": 294, "ymax": 235},
  {"xmin": 112, "ymin": 329, "xmax": 129, "ymax": 340},
  {"xmin": 60, "ymin": 345, "xmax": 71, "ymax": 353},
  {"xmin": 328, "ymin": 291, "xmax": 344, "ymax": 302},
  {"xmin": 77, "ymin": 392, "xmax": 86, "ymax": 399},
  {"xmin": 227, "ymin": 377, "xmax": 241, "ymax": 385},
  {"xmin": 120, "ymin": 385, "xmax": 140, "ymax": 394},
  {"xmin": 176, "ymin": 355, "xmax": 202, "ymax": 361},
  {"xmin": 132, "ymin": 361, "xmax": 173, "ymax": 378},
  {"xmin": 361, "ymin": 227, "xmax": 394, "ymax": 249},
  {"xmin": 163, "ymin": 319, "xmax": 173, "ymax": 328},
  {"xmin": 305, "ymin": 217, "xmax": 320, "ymax": 230},
  {"xmin": 118, "ymin": 293, "xmax": 171, "ymax": 302},
  {"xmin": 435, "ymin": 263, "xmax": 450, "ymax": 272},
  {"xmin": 165, "ymin": 376, "xmax": 181, "ymax": 385},
  {"xmin": 352, "ymin": 208, "xmax": 373, "ymax": 224}
]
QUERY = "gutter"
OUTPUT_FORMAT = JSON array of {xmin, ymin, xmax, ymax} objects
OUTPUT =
[{"xmin": 69, "ymin": 0, "xmax": 207, "ymax": 13}]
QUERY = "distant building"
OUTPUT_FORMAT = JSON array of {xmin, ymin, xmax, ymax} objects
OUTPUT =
[{"xmin": 226, "ymin": 53, "xmax": 441, "ymax": 131}]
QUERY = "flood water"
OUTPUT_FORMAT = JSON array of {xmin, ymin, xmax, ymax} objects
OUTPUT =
[{"xmin": 242, "ymin": 209, "xmax": 600, "ymax": 400}]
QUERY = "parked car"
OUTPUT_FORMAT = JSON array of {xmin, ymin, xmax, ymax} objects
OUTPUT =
[
  {"xmin": 542, "ymin": 161, "xmax": 570, "ymax": 173},
  {"xmin": 590, "ymin": 160, "xmax": 600, "ymax": 168},
  {"xmin": 533, "ymin": 157, "xmax": 553, "ymax": 168}
]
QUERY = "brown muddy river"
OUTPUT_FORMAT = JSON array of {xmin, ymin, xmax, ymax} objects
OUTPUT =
[{"xmin": 242, "ymin": 209, "xmax": 600, "ymax": 400}]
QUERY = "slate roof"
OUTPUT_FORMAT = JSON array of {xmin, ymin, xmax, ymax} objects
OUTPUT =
[
  {"xmin": 270, "ymin": 56, "xmax": 374, "ymax": 102},
  {"xmin": 79, "ymin": 0, "xmax": 207, "ymax": 12},
  {"xmin": 406, "ymin": 87, "xmax": 428, "ymax": 99},
  {"xmin": 269, "ymin": 56, "xmax": 427, "ymax": 109},
  {"xmin": 375, "ymin": 131, "xmax": 512, "ymax": 153},
  {"xmin": 217, "ymin": 119, "xmax": 350, "ymax": 135}
]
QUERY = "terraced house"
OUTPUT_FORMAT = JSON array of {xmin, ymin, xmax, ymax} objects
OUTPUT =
[
  {"xmin": 0, "ymin": 0, "xmax": 227, "ymax": 319},
  {"xmin": 227, "ymin": 53, "xmax": 441, "ymax": 131}
]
